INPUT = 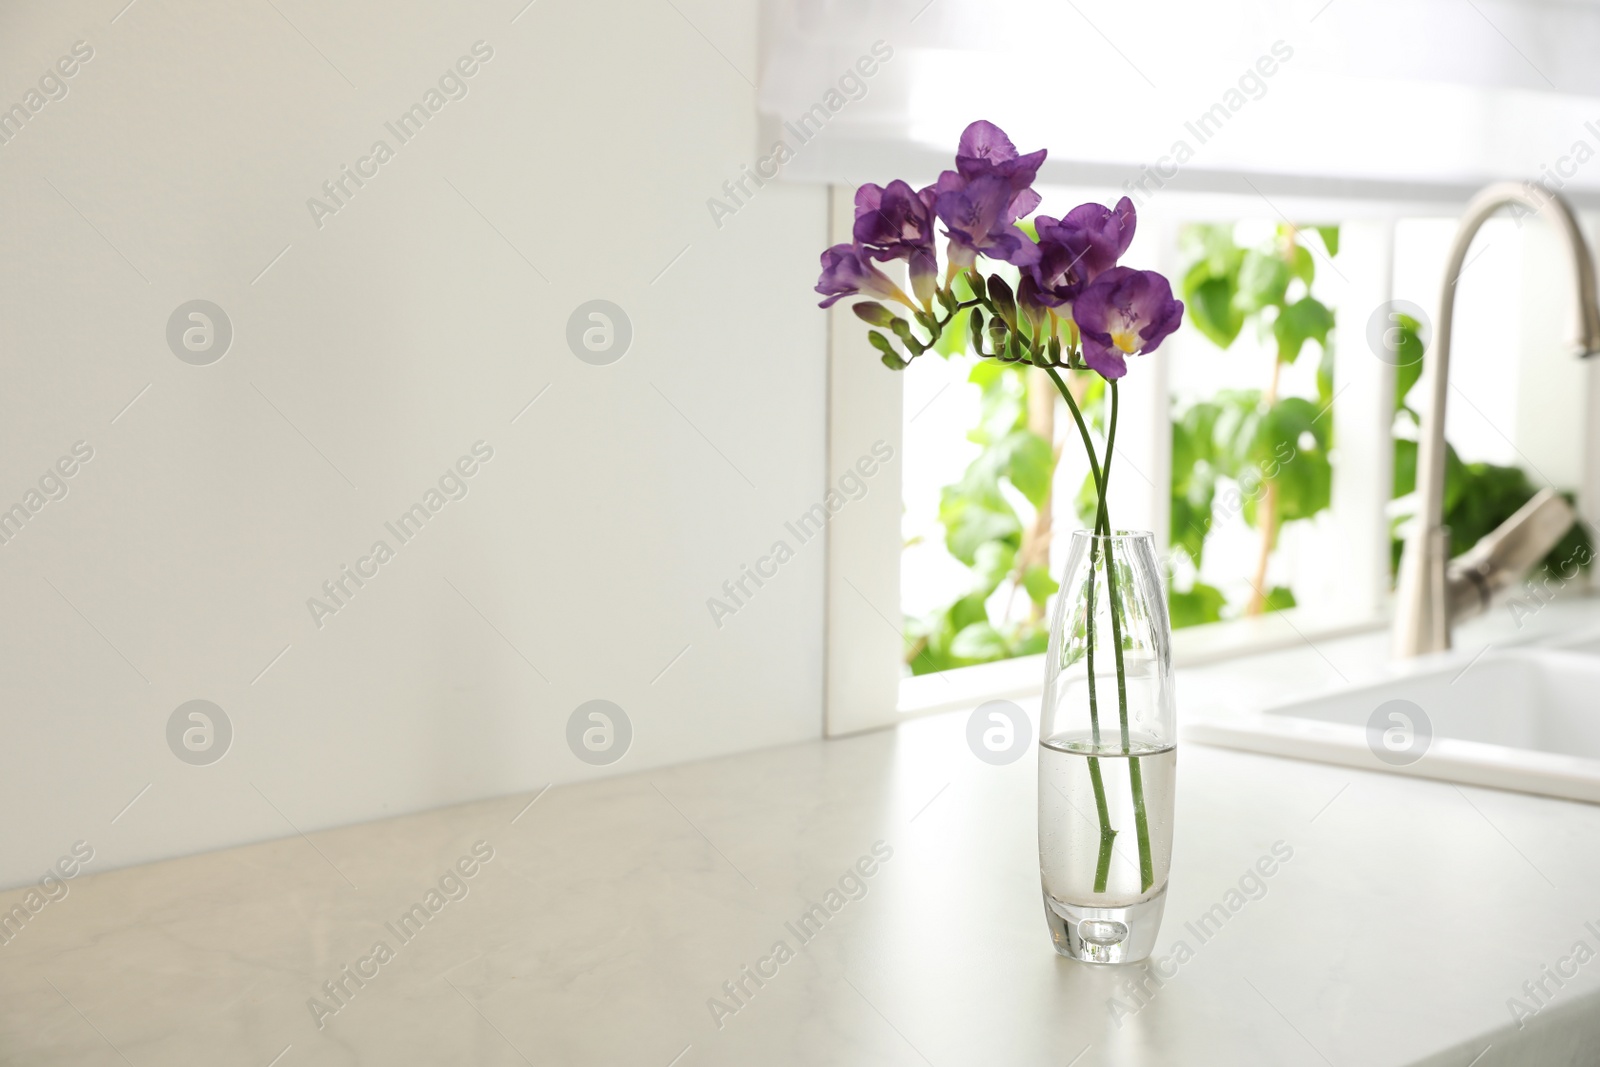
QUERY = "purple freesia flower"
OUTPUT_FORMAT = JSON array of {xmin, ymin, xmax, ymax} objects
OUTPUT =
[
  {"xmin": 954, "ymin": 120, "xmax": 1047, "ymax": 185},
  {"xmin": 815, "ymin": 242, "xmax": 907, "ymax": 309},
  {"xmin": 853, "ymin": 180, "xmax": 938, "ymax": 305},
  {"xmin": 1072, "ymin": 267, "xmax": 1184, "ymax": 379},
  {"xmin": 1021, "ymin": 197, "xmax": 1139, "ymax": 309},
  {"xmin": 1062, "ymin": 197, "xmax": 1137, "ymax": 280},
  {"xmin": 933, "ymin": 120, "xmax": 1046, "ymax": 268},
  {"xmin": 1022, "ymin": 216, "xmax": 1094, "ymax": 308}
]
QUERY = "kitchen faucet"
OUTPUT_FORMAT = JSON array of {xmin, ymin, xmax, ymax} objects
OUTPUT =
[{"xmin": 1392, "ymin": 182, "xmax": 1600, "ymax": 656}]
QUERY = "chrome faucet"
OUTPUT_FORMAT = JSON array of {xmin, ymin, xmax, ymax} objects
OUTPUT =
[{"xmin": 1393, "ymin": 182, "xmax": 1600, "ymax": 657}]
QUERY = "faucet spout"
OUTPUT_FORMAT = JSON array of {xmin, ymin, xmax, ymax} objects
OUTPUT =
[{"xmin": 1393, "ymin": 182, "xmax": 1600, "ymax": 657}]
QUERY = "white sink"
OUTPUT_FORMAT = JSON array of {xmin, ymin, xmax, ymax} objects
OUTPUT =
[{"xmin": 1184, "ymin": 645, "xmax": 1600, "ymax": 803}]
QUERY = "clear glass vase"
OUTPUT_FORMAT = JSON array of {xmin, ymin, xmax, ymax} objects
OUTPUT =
[{"xmin": 1039, "ymin": 530, "xmax": 1175, "ymax": 964}]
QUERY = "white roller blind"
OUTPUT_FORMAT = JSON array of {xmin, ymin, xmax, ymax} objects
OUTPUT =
[{"xmin": 759, "ymin": 0, "xmax": 1600, "ymax": 206}]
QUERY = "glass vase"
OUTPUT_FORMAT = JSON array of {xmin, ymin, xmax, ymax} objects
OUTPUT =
[{"xmin": 1039, "ymin": 530, "xmax": 1175, "ymax": 964}]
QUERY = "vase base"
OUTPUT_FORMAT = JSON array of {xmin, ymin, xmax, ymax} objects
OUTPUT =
[{"xmin": 1043, "ymin": 888, "xmax": 1167, "ymax": 964}]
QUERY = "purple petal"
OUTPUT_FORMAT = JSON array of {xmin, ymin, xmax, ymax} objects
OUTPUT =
[
  {"xmin": 855, "ymin": 179, "xmax": 937, "ymax": 265},
  {"xmin": 1062, "ymin": 197, "xmax": 1137, "ymax": 279},
  {"xmin": 956, "ymin": 120, "xmax": 1019, "ymax": 172},
  {"xmin": 1080, "ymin": 337, "xmax": 1129, "ymax": 379},
  {"xmin": 816, "ymin": 243, "xmax": 900, "ymax": 308},
  {"xmin": 1071, "ymin": 267, "xmax": 1184, "ymax": 377}
]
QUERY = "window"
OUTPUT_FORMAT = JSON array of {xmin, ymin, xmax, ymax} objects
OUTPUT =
[{"xmin": 797, "ymin": 0, "xmax": 1600, "ymax": 734}]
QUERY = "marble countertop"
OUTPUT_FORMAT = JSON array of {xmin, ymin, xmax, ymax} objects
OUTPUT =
[{"xmin": 5, "ymin": 609, "xmax": 1600, "ymax": 1066}]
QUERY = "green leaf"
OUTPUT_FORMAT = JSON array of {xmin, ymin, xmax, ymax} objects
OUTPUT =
[
  {"xmin": 1171, "ymin": 400, "xmax": 1223, "ymax": 565},
  {"xmin": 1316, "ymin": 225, "xmax": 1340, "ymax": 257},
  {"xmin": 1022, "ymin": 565, "xmax": 1058, "ymax": 606},
  {"xmin": 1182, "ymin": 265, "xmax": 1245, "ymax": 349},
  {"xmin": 1392, "ymin": 438, "xmax": 1418, "ymax": 499},
  {"xmin": 1210, "ymin": 389, "xmax": 1264, "ymax": 478},
  {"xmin": 1288, "ymin": 244, "xmax": 1315, "ymax": 288},
  {"xmin": 1004, "ymin": 430, "xmax": 1055, "ymax": 508},
  {"xmin": 1253, "ymin": 396, "xmax": 1332, "ymax": 523},
  {"xmin": 1273, "ymin": 297, "xmax": 1335, "ymax": 364},
  {"xmin": 949, "ymin": 591, "xmax": 990, "ymax": 633},
  {"xmin": 1389, "ymin": 313, "xmax": 1426, "ymax": 412},
  {"xmin": 1317, "ymin": 340, "xmax": 1335, "ymax": 411},
  {"xmin": 1169, "ymin": 582, "xmax": 1226, "ymax": 629},
  {"xmin": 938, "ymin": 421, "xmax": 1031, "ymax": 566},
  {"xmin": 950, "ymin": 622, "xmax": 1010, "ymax": 662},
  {"xmin": 939, "ymin": 486, "xmax": 1020, "ymax": 566},
  {"xmin": 971, "ymin": 540, "xmax": 1016, "ymax": 595},
  {"xmin": 1262, "ymin": 585, "xmax": 1297, "ymax": 612},
  {"xmin": 1180, "ymin": 223, "xmax": 1243, "ymax": 275},
  {"xmin": 968, "ymin": 361, "xmax": 1027, "ymax": 445},
  {"xmin": 1173, "ymin": 400, "xmax": 1221, "ymax": 480},
  {"xmin": 1272, "ymin": 452, "xmax": 1331, "ymax": 524},
  {"xmin": 1170, "ymin": 481, "xmax": 1215, "ymax": 566},
  {"xmin": 1235, "ymin": 249, "xmax": 1290, "ymax": 313}
]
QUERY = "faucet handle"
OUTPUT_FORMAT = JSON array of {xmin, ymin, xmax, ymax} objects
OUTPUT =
[{"xmin": 1445, "ymin": 488, "xmax": 1576, "ymax": 619}]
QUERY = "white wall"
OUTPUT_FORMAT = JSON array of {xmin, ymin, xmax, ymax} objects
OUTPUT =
[{"xmin": 0, "ymin": 0, "xmax": 828, "ymax": 887}]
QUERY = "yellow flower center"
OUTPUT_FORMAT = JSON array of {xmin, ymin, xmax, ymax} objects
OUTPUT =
[{"xmin": 1111, "ymin": 327, "xmax": 1140, "ymax": 354}]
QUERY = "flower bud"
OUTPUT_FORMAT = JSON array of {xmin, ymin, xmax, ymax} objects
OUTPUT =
[
  {"xmin": 852, "ymin": 302, "xmax": 896, "ymax": 327},
  {"xmin": 988, "ymin": 275, "xmax": 1016, "ymax": 326}
]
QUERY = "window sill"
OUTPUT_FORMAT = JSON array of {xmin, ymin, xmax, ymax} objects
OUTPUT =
[{"xmin": 895, "ymin": 605, "xmax": 1391, "ymax": 720}]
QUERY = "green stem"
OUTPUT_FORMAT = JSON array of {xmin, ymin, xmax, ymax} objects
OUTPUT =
[
  {"xmin": 1082, "ymin": 534, "xmax": 1115, "ymax": 892},
  {"xmin": 1044, "ymin": 367, "xmax": 1118, "ymax": 892},
  {"xmin": 1098, "ymin": 382, "xmax": 1155, "ymax": 894}
]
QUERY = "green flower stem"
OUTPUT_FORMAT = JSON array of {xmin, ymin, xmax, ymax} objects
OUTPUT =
[
  {"xmin": 1044, "ymin": 367, "xmax": 1120, "ymax": 893},
  {"xmin": 1081, "ymin": 542, "xmax": 1116, "ymax": 892},
  {"xmin": 1098, "ymin": 382, "xmax": 1155, "ymax": 893}
]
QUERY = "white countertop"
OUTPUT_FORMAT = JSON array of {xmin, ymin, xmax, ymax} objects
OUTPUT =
[{"xmin": 4, "ymin": 603, "xmax": 1600, "ymax": 1066}]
